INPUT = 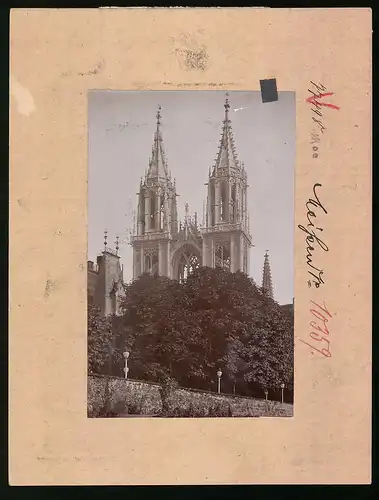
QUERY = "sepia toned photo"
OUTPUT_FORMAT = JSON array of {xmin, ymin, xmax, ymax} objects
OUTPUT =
[
  {"xmin": 87, "ymin": 90, "xmax": 295, "ymax": 418},
  {"xmin": 9, "ymin": 8, "xmax": 371, "ymax": 484}
]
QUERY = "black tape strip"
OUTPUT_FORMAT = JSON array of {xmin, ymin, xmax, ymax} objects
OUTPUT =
[{"xmin": 260, "ymin": 78, "xmax": 278, "ymax": 103}]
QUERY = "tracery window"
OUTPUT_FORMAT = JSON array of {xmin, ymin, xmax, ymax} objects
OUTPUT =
[
  {"xmin": 230, "ymin": 184, "xmax": 236, "ymax": 223},
  {"xmin": 240, "ymin": 186, "xmax": 244, "ymax": 223},
  {"xmin": 215, "ymin": 242, "xmax": 231, "ymax": 270},
  {"xmin": 220, "ymin": 182, "xmax": 228, "ymax": 222},
  {"xmin": 150, "ymin": 191, "xmax": 157, "ymax": 230},
  {"xmin": 144, "ymin": 249, "xmax": 158, "ymax": 275},
  {"xmin": 160, "ymin": 196, "xmax": 165, "ymax": 230},
  {"xmin": 210, "ymin": 183, "xmax": 215, "ymax": 226},
  {"xmin": 139, "ymin": 195, "xmax": 146, "ymax": 235},
  {"xmin": 178, "ymin": 251, "xmax": 200, "ymax": 283}
]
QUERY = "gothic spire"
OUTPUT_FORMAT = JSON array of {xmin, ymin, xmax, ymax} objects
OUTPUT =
[
  {"xmin": 212, "ymin": 93, "xmax": 240, "ymax": 175},
  {"xmin": 262, "ymin": 250, "xmax": 274, "ymax": 299},
  {"xmin": 146, "ymin": 105, "xmax": 170, "ymax": 182}
]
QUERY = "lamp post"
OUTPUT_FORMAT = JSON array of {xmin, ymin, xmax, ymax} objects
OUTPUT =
[
  {"xmin": 217, "ymin": 368, "xmax": 222, "ymax": 394},
  {"xmin": 123, "ymin": 351, "xmax": 130, "ymax": 379},
  {"xmin": 280, "ymin": 383, "xmax": 285, "ymax": 403},
  {"xmin": 264, "ymin": 389, "xmax": 268, "ymax": 402}
]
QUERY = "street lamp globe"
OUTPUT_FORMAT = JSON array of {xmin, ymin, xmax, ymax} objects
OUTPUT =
[
  {"xmin": 280, "ymin": 383, "xmax": 285, "ymax": 389},
  {"xmin": 123, "ymin": 351, "xmax": 130, "ymax": 359},
  {"xmin": 217, "ymin": 368, "xmax": 222, "ymax": 378}
]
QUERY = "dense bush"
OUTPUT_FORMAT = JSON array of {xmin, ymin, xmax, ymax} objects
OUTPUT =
[
  {"xmin": 114, "ymin": 267, "xmax": 293, "ymax": 396},
  {"xmin": 210, "ymin": 402, "xmax": 230, "ymax": 417},
  {"xmin": 158, "ymin": 374, "xmax": 180, "ymax": 415},
  {"xmin": 87, "ymin": 376, "xmax": 294, "ymax": 419}
]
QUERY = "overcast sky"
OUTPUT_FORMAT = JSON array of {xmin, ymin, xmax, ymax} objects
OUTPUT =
[{"xmin": 88, "ymin": 90, "xmax": 295, "ymax": 305}]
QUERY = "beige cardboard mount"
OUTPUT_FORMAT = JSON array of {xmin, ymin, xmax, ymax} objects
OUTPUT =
[{"xmin": 9, "ymin": 8, "xmax": 372, "ymax": 485}]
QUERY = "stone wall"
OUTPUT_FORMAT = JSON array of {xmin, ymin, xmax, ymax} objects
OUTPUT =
[
  {"xmin": 88, "ymin": 374, "xmax": 293, "ymax": 418},
  {"xmin": 88, "ymin": 374, "xmax": 162, "ymax": 417}
]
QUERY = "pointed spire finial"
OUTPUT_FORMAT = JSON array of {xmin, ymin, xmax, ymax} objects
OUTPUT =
[
  {"xmin": 224, "ymin": 92, "xmax": 230, "ymax": 117},
  {"xmin": 156, "ymin": 105, "xmax": 161, "ymax": 126},
  {"xmin": 211, "ymin": 91, "xmax": 243, "ymax": 175},
  {"xmin": 115, "ymin": 236, "xmax": 120, "ymax": 255},
  {"xmin": 146, "ymin": 105, "xmax": 170, "ymax": 182},
  {"xmin": 104, "ymin": 229, "xmax": 108, "ymax": 251}
]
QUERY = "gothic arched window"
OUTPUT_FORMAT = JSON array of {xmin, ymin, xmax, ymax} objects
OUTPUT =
[
  {"xmin": 144, "ymin": 254, "xmax": 152, "ymax": 273},
  {"xmin": 240, "ymin": 185, "xmax": 244, "ymax": 222},
  {"xmin": 151, "ymin": 254, "xmax": 158, "ymax": 274},
  {"xmin": 220, "ymin": 182, "xmax": 228, "ymax": 222},
  {"xmin": 170, "ymin": 196, "xmax": 178, "ymax": 234},
  {"xmin": 144, "ymin": 248, "xmax": 158, "ymax": 275},
  {"xmin": 160, "ymin": 196, "xmax": 165, "ymax": 231},
  {"xmin": 210, "ymin": 183, "xmax": 215, "ymax": 226},
  {"xmin": 139, "ymin": 194, "xmax": 146, "ymax": 235},
  {"xmin": 231, "ymin": 184, "xmax": 236, "ymax": 223},
  {"xmin": 215, "ymin": 242, "xmax": 231, "ymax": 270},
  {"xmin": 149, "ymin": 191, "xmax": 157, "ymax": 230},
  {"xmin": 178, "ymin": 251, "xmax": 200, "ymax": 283}
]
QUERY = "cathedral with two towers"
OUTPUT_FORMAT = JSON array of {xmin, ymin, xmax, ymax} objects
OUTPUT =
[{"xmin": 88, "ymin": 95, "xmax": 278, "ymax": 317}]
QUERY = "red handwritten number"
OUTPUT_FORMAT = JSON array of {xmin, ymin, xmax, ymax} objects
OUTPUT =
[
  {"xmin": 299, "ymin": 299, "xmax": 332, "ymax": 358},
  {"xmin": 306, "ymin": 92, "xmax": 340, "ymax": 111},
  {"xmin": 310, "ymin": 300, "xmax": 332, "ymax": 318},
  {"xmin": 310, "ymin": 308, "xmax": 330, "ymax": 323},
  {"xmin": 310, "ymin": 320, "xmax": 329, "ymax": 336}
]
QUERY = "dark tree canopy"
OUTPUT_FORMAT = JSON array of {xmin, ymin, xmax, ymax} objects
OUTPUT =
[
  {"xmin": 96, "ymin": 267, "xmax": 294, "ymax": 397},
  {"xmin": 88, "ymin": 304, "xmax": 123, "ymax": 375},
  {"xmin": 87, "ymin": 304, "xmax": 112, "ymax": 374}
]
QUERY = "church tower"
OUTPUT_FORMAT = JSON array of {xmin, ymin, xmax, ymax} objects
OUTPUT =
[
  {"xmin": 88, "ymin": 232, "xmax": 125, "ymax": 316},
  {"xmin": 131, "ymin": 106, "xmax": 178, "ymax": 279},
  {"xmin": 202, "ymin": 95, "xmax": 252, "ymax": 273}
]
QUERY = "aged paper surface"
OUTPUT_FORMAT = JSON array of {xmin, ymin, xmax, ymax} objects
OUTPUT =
[{"xmin": 9, "ymin": 8, "xmax": 372, "ymax": 484}]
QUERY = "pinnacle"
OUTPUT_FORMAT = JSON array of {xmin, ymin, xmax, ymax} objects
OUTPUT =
[
  {"xmin": 212, "ymin": 95, "xmax": 241, "ymax": 175},
  {"xmin": 262, "ymin": 251, "xmax": 274, "ymax": 300},
  {"xmin": 146, "ymin": 106, "xmax": 170, "ymax": 182}
]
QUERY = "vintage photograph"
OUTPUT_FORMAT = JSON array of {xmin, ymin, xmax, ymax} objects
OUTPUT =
[{"xmin": 87, "ymin": 90, "xmax": 295, "ymax": 418}]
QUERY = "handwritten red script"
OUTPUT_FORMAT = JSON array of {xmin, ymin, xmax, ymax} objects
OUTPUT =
[
  {"xmin": 300, "ymin": 300, "xmax": 333, "ymax": 357},
  {"xmin": 306, "ymin": 92, "xmax": 340, "ymax": 111}
]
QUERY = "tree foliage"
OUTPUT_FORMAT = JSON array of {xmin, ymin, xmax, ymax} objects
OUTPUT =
[
  {"xmin": 87, "ymin": 304, "xmax": 112, "ymax": 374},
  {"xmin": 110, "ymin": 267, "xmax": 293, "ymax": 394},
  {"xmin": 88, "ymin": 304, "xmax": 123, "ymax": 375}
]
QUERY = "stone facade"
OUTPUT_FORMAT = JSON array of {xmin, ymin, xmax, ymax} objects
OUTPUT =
[
  {"xmin": 87, "ymin": 249, "xmax": 125, "ymax": 316},
  {"xmin": 131, "ymin": 97, "xmax": 252, "ymax": 282}
]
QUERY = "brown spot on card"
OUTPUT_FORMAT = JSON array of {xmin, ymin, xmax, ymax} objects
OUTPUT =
[{"xmin": 175, "ymin": 47, "xmax": 209, "ymax": 71}]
